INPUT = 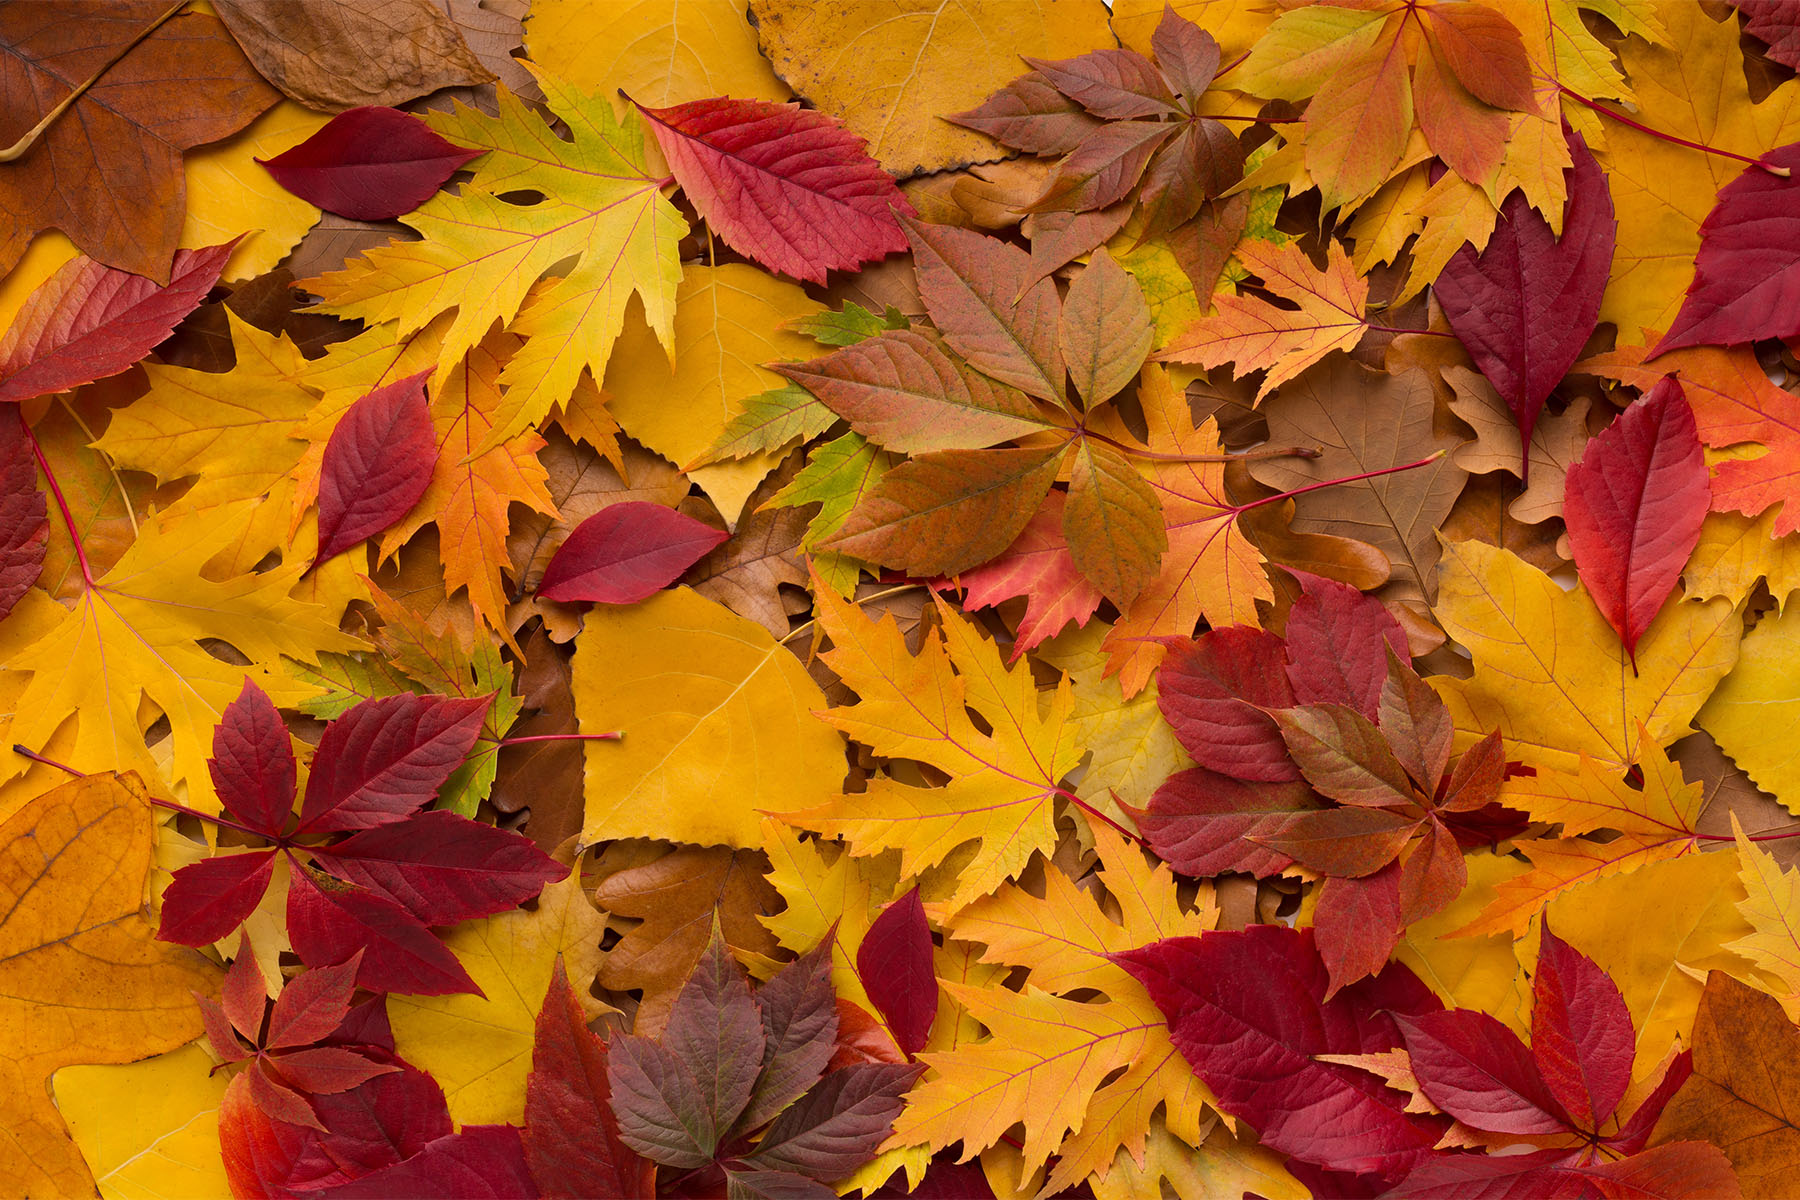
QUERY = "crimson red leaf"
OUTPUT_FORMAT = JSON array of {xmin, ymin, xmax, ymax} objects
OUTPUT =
[
  {"xmin": 266, "ymin": 954, "xmax": 364, "ymax": 1050},
  {"xmin": 536, "ymin": 501, "xmax": 730, "ymax": 605},
  {"xmin": 210, "ymin": 679, "xmax": 296, "ymax": 836},
  {"xmin": 247, "ymin": 1065, "xmax": 323, "ymax": 1131},
  {"xmin": 1396, "ymin": 817, "xmax": 1466, "ymax": 925},
  {"xmin": 1395, "ymin": 1009, "xmax": 1572, "ymax": 1135},
  {"xmin": 1139, "ymin": 770, "xmax": 1320, "ymax": 877},
  {"xmin": 960, "ymin": 493, "xmax": 1104, "ymax": 657},
  {"xmin": 314, "ymin": 369, "xmax": 437, "ymax": 566},
  {"xmin": 222, "ymin": 941, "xmax": 270, "ymax": 1044},
  {"xmin": 1610, "ymin": 1050, "xmax": 1691, "ymax": 1154},
  {"xmin": 1433, "ymin": 127, "xmax": 1614, "ymax": 479},
  {"xmin": 856, "ymin": 886, "xmax": 939, "ymax": 1056},
  {"xmin": 1386, "ymin": 1142, "xmax": 1740, "ymax": 1200},
  {"xmin": 0, "ymin": 241, "xmax": 233, "ymax": 404},
  {"xmin": 1157, "ymin": 626, "xmax": 1299, "ymax": 782},
  {"xmin": 1654, "ymin": 142, "xmax": 1800, "ymax": 353},
  {"xmin": 286, "ymin": 862, "xmax": 480, "ymax": 996},
  {"xmin": 1314, "ymin": 865, "xmax": 1406, "ymax": 997},
  {"xmin": 310, "ymin": 809, "xmax": 567, "ymax": 925},
  {"xmin": 523, "ymin": 959, "xmax": 655, "ymax": 1200},
  {"xmin": 1113, "ymin": 926, "xmax": 1446, "ymax": 1180},
  {"xmin": 743, "ymin": 941, "xmax": 838, "ymax": 1130},
  {"xmin": 1562, "ymin": 376, "xmax": 1708, "ymax": 665},
  {"xmin": 297, "ymin": 692, "xmax": 491, "ymax": 834},
  {"xmin": 197, "ymin": 996, "xmax": 252, "ymax": 1066},
  {"xmin": 1282, "ymin": 572, "xmax": 1409, "ymax": 720},
  {"xmin": 0, "ymin": 406, "xmax": 46, "ymax": 620},
  {"xmin": 269, "ymin": 1046, "xmax": 398, "ymax": 1097},
  {"xmin": 256, "ymin": 105, "xmax": 481, "ymax": 221},
  {"xmin": 744, "ymin": 1061, "xmax": 925, "ymax": 1181},
  {"xmin": 1531, "ymin": 919, "xmax": 1635, "ymax": 1130},
  {"xmin": 635, "ymin": 97, "xmax": 913, "ymax": 285},
  {"xmin": 156, "ymin": 848, "xmax": 277, "ymax": 946},
  {"xmin": 1742, "ymin": 1, "xmax": 1800, "ymax": 69},
  {"xmin": 320, "ymin": 1124, "xmax": 540, "ymax": 1199}
]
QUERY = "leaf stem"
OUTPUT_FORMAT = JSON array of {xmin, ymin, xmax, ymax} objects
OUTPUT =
[
  {"xmin": 490, "ymin": 732, "xmax": 622, "ymax": 746},
  {"xmin": 1692, "ymin": 829, "xmax": 1800, "ymax": 843},
  {"xmin": 10, "ymin": 745, "xmax": 83, "ymax": 777},
  {"xmin": 1081, "ymin": 425, "xmax": 1321, "ymax": 464},
  {"xmin": 780, "ymin": 583, "xmax": 925, "ymax": 644},
  {"xmin": 0, "ymin": 0, "xmax": 190, "ymax": 163},
  {"xmin": 1054, "ymin": 785, "xmax": 1148, "ymax": 850},
  {"xmin": 1231, "ymin": 449, "xmax": 1447, "ymax": 516},
  {"xmin": 149, "ymin": 796, "xmax": 269, "ymax": 840},
  {"xmin": 1557, "ymin": 86, "xmax": 1792, "ymax": 177},
  {"xmin": 25, "ymin": 422, "xmax": 95, "ymax": 588},
  {"xmin": 1365, "ymin": 323, "xmax": 1455, "ymax": 338}
]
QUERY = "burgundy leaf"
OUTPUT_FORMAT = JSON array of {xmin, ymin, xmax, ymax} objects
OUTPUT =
[
  {"xmin": 606, "ymin": 1034, "xmax": 720, "ymax": 1170},
  {"xmin": 1396, "ymin": 817, "xmax": 1466, "ymax": 925},
  {"xmin": 285, "ymin": 863, "xmax": 480, "ymax": 996},
  {"xmin": 635, "ymin": 97, "xmax": 914, "ymax": 284},
  {"xmin": 0, "ymin": 242, "xmax": 234, "ymax": 404},
  {"xmin": 524, "ymin": 959, "xmax": 655, "ymax": 1200},
  {"xmin": 1433, "ymin": 126, "xmax": 1614, "ymax": 479},
  {"xmin": 268, "ymin": 1046, "xmax": 399, "ymax": 1096},
  {"xmin": 536, "ymin": 501, "xmax": 731, "ymax": 604},
  {"xmin": 1654, "ymin": 141, "xmax": 1800, "ymax": 353},
  {"xmin": 319, "ymin": 1124, "xmax": 540, "ymax": 1199},
  {"xmin": 1282, "ymin": 572, "xmax": 1409, "ymax": 719},
  {"xmin": 1531, "ymin": 920, "xmax": 1635, "ymax": 1130},
  {"xmin": 1381, "ymin": 1148, "xmax": 1612, "ymax": 1200},
  {"xmin": 722, "ymin": 1168, "xmax": 836, "ymax": 1200},
  {"xmin": 1314, "ymin": 865, "xmax": 1406, "ymax": 997},
  {"xmin": 221, "ymin": 944, "xmax": 270, "ymax": 1044},
  {"xmin": 157, "ymin": 849, "xmax": 278, "ymax": 947},
  {"xmin": 210, "ymin": 679, "xmax": 296, "ymax": 836},
  {"xmin": 1022, "ymin": 48, "xmax": 1181, "ymax": 119},
  {"xmin": 1253, "ymin": 807, "xmax": 1419, "ymax": 877},
  {"xmin": 1609, "ymin": 1050, "xmax": 1691, "ymax": 1154},
  {"xmin": 198, "ymin": 994, "xmax": 252, "ymax": 1067},
  {"xmin": 947, "ymin": 72, "xmax": 1102, "ymax": 155},
  {"xmin": 744, "ymin": 1061, "xmax": 925, "ymax": 1181},
  {"xmin": 1562, "ymin": 377, "xmax": 1708, "ymax": 665},
  {"xmin": 856, "ymin": 886, "xmax": 939, "ymax": 1056},
  {"xmin": 248, "ymin": 1064, "xmax": 325, "ymax": 1131},
  {"xmin": 1114, "ymin": 926, "xmax": 1446, "ymax": 1180},
  {"xmin": 312, "ymin": 810, "xmax": 566, "ymax": 925},
  {"xmin": 266, "ymin": 954, "xmax": 364, "ymax": 1050},
  {"xmin": 256, "ymin": 106, "xmax": 481, "ymax": 221},
  {"xmin": 314, "ymin": 369, "xmax": 437, "ymax": 566},
  {"xmin": 1139, "ymin": 770, "xmax": 1320, "ymax": 877},
  {"xmin": 1742, "ymin": 0, "xmax": 1800, "ymax": 69},
  {"xmin": 1158, "ymin": 626, "xmax": 1299, "ymax": 782},
  {"xmin": 0, "ymin": 407, "xmax": 46, "ymax": 619},
  {"xmin": 1395, "ymin": 1009, "xmax": 1572, "ymax": 1135},
  {"xmin": 297, "ymin": 692, "xmax": 491, "ymax": 834},
  {"xmin": 743, "ymin": 941, "xmax": 838, "ymax": 1130}
]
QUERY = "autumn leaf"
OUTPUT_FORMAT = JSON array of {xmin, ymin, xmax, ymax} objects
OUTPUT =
[
  {"xmin": 0, "ymin": 408, "xmax": 45, "ymax": 620},
  {"xmin": 256, "ymin": 106, "xmax": 482, "ymax": 221}
]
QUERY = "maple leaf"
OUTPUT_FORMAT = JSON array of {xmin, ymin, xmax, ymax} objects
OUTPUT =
[
  {"xmin": 1700, "ymin": 604, "xmax": 1800, "ymax": 814},
  {"xmin": 0, "ymin": 773, "xmax": 217, "ymax": 1197},
  {"xmin": 0, "ymin": 2, "xmax": 277, "ymax": 281},
  {"xmin": 305, "ymin": 69, "xmax": 687, "ymax": 453},
  {"xmin": 898, "ymin": 825, "xmax": 1217, "ymax": 1193},
  {"xmin": 785, "ymin": 584, "xmax": 1082, "ymax": 910},
  {"xmin": 256, "ymin": 106, "xmax": 482, "ymax": 222}
]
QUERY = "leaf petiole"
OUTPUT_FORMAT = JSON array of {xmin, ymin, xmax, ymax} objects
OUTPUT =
[
  {"xmin": 24, "ymin": 423, "xmax": 95, "ymax": 589},
  {"xmin": 10, "ymin": 744, "xmax": 84, "ymax": 777},
  {"xmin": 1558, "ymin": 86, "xmax": 1792, "ymax": 177}
]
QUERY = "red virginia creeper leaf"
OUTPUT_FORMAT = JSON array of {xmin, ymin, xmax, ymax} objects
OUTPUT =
[
  {"xmin": 314, "ymin": 369, "xmax": 437, "ymax": 566},
  {"xmin": 256, "ymin": 105, "xmax": 482, "ymax": 221},
  {"xmin": 157, "ymin": 849, "xmax": 278, "ymax": 947},
  {"xmin": 1314, "ymin": 864, "xmax": 1407, "ymax": 996},
  {"xmin": 286, "ymin": 862, "xmax": 480, "ymax": 996},
  {"xmin": 1282, "ymin": 571, "xmax": 1409, "ymax": 720},
  {"xmin": 321, "ymin": 1124, "xmax": 539, "ymax": 1199},
  {"xmin": 1254, "ymin": 807, "xmax": 1420, "ymax": 877},
  {"xmin": 635, "ymin": 97, "xmax": 913, "ymax": 285},
  {"xmin": 1023, "ymin": 47, "xmax": 1180, "ymax": 119},
  {"xmin": 1394, "ymin": 1009, "xmax": 1572, "ymax": 1135},
  {"xmin": 743, "ymin": 1061, "xmax": 925, "ymax": 1181},
  {"xmin": 743, "ymin": 941, "xmax": 838, "ymax": 1130},
  {"xmin": 311, "ymin": 810, "xmax": 567, "ymax": 925},
  {"xmin": 0, "ymin": 241, "xmax": 234, "ymax": 404},
  {"xmin": 856, "ymin": 886, "xmax": 939, "ymax": 1057},
  {"xmin": 1531, "ymin": 919, "xmax": 1636, "ymax": 1131},
  {"xmin": 1152, "ymin": 8, "xmax": 1222, "ymax": 109},
  {"xmin": 1564, "ymin": 377, "xmax": 1709, "ymax": 665},
  {"xmin": 210, "ymin": 679, "xmax": 297, "ymax": 837},
  {"xmin": 946, "ymin": 72, "xmax": 1102, "ymax": 155},
  {"xmin": 1742, "ymin": 1, "xmax": 1800, "ymax": 68},
  {"xmin": 0, "ymin": 407, "xmax": 45, "ymax": 619},
  {"xmin": 1157, "ymin": 627, "xmax": 1299, "ymax": 782},
  {"xmin": 266, "ymin": 953, "xmax": 364, "ymax": 1050},
  {"xmin": 1270, "ymin": 704, "xmax": 1417, "ymax": 808},
  {"xmin": 1433, "ymin": 127, "xmax": 1614, "ymax": 479},
  {"xmin": 959, "ymin": 492, "xmax": 1104, "ymax": 657},
  {"xmin": 296, "ymin": 692, "xmax": 491, "ymax": 834},
  {"xmin": 1139, "ymin": 771, "xmax": 1321, "ymax": 877},
  {"xmin": 537, "ymin": 500, "xmax": 730, "ymax": 605}
]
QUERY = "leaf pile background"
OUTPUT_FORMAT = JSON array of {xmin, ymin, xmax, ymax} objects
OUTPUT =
[{"xmin": 4, "ymin": 0, "xmax": 1800, "ymax": 1196}]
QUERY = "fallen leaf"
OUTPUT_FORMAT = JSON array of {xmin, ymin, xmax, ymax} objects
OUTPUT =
[
  {"xmin": 538, "ymin": 502, "xmax": 729, "ymax": 606},
  {"xmin": 314, "ymin": 370, "xmax": 437, "ymax": 566},
  {"xmin": 0, "ymin": 408, "xmax": 46, "ymax": 620},
  {"xmin": 523, "ymin": 0, "xmax": 790, "ymax": 107},
  {"xmin": 257, "ymin": 106, "xmax": 481, "ymax": 221},
  {"xmin": 858, "ymin": 887, "xmax": 938, "ymax": 1057}
]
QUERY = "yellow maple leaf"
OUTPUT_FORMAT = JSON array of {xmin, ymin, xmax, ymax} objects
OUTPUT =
[
  {"xmin": 55, "ymin": 1042, "xmax": 230, "ymax": 1200},
  {"xmin": 1431, "ymin": 539, "xmax": 1740, "ymax": 777},
  {"xmin": 389, "ymin": 872, "xmax": 609, "ymax": 1127},
  {"xmin": 573, "ymin": 587, "xmax": 845, "ymax": 848},
  {"xmin": 787, "ymin": 585, "xmax": 1082, "ymax": 910},
  {"xmin": 1725, "ymin": 817, "xmax": 1800, "ymax": 1016},
  {"xmin": 0, "ymin": 506, "xmax": 360, "ymax": 809},
  {"xmin": 305, "ymin": 67, "xmax": 686, "ymax": 452},
  {"xmin": 900, "ymin": 826, "xmax": 1216, "ymax": 1190},
  {"xmin": 1394, "ymin": 851, "xmax": 1533, "ymax": 1036},
  {"xmin": 603, "ymin": 263, "xmax": 823, "ymax": 523},
  {"xmin": 1092, "ymin": 1120, "xmax": 1308, "ymax": 1200},
  {"xmin": 0, "ymin": 773, "xmax": 219, "ymax": 1198},
  {"xmin": 1685, "ymin": 512, "xmax": 1800, "ymax": 612},
  {"xmin": 1101, "ymin": 366, "xmax": 1270, "ymax": 697},
  {"xmin": 1158, "ymin": 239, "xmax": 1368, "ymax": 398},
  {"xmin": 376, "ymin": 329, "xmax": 558, "ymax": 644},
  {"xmin": 1593, "ymin": 2, "xmax": 1800, "ymax": 338},
  {"xmin": 524, "ymin": 0, "xmax": 790, "ymax": 106},
  {"xmin": 1700, "ymin": 605, "xmax": 1800, "ymax": 814}
]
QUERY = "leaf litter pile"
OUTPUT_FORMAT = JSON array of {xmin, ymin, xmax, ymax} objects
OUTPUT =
[{"xmin": 8, "ymin": 0, "xmax": 1800, "ymax": 1196}]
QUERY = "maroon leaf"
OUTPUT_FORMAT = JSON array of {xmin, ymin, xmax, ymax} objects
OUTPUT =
[
  {"xmin": 856, "ymin": 886, "xmax": 939, "ymax": 1056},
  {"xmin": 1654, "ymin": 142, "xmax": 1800, "ymax": 353},
  {"xmin": 524, "ymin": 959, "xmax": 655, "ymax": 1200},
  {"xmin": 536, "ymin": 501, "xmax": 730, "ymax": 605},
  {"xmin": 743, "ymin": 1061, "xmax": 925, "ymax": 1181},
  {"xmin": 321, "ymin": 1124, "xmax": 540, "ymax": 1199},
  {"xmin": 269, "ymin": 1045, "xmax": 398, "ymax": 1097},
  {"xmin": 314, "ymin": 369, "xmax": 437, "ymax": 566},
  {"xmin": 1282, "ymin": 572, "xmax": 1409, "ymax": 720},
  {"xmin": 1158, "ymin": 627, "xmax": 1299, "ymax": 782},
  {"xmin": 157, "ymin": 848, "xmax": 277, "ymax": 947},
  {"xmin": 1379, "ymin": 652, "xmax": 1454, "ymax": 791},
  {"xmin": 286, "ymin": 862, "xmax": 480, "ymax": 996},
  {"xmin": 947, "ymin": 72, "xmax": 1103, "ymax": 155},
  {"xmin": 1314, "ymin": 865, "xmax": 1406, "ymax": 997},
  {"xmin": 1742, "ymin": 0, "xmax": 1800, "ymax": 69},
  {"xmin": 1562, "ymin": 377, "xmax": 1708, "ymax": 665},
  {"xmin": 0, "ymin": 407, "xmax": 46, "ymax": 619},
  {"xmin": 256, "ymin": 106, "xmax": 481, "ymax": 221},
  {"xmin": 296, "ymin": 692, "xmax": 491, "ymax": 834},
  {"xmin": 1433, "ymin": 127, "xmax": 1614, "ymax": 479},
  {"xmin": 1610, "ymin": 1050, "xmax": 1691, "ymax": 1154},
  {"xmin": 311, "ymin": 810, "xmax": 567, "ymax": 925},
  {"xmin": 1531, "ymin": 920, "xmax": 1635, "ymax": 1130},
  {"xmin": 1023, "ymin": 48, "xmax": 1181, "ymax": 119},
  {"xmin": 1139, "ymin": 770, "xmax": 1320, "ymax": 877},
  {"xmin": 0, "ymin": 242, "xmax": 234, "ymax": 404},
  {"xmin": 635, "ymin": 98, "xmax": 913, "ymax": 285},
  {"xmin": 210, "ymin": 679, "xmax": 296, "ymax": 836},
  {"xmin": 1385, "ymin": 1142, "xmax": 1740, "ymax": 1200},
  {"xmin": 1394, "ymin": 1009, "xmax": 1572, "ymax": 1135},
  {"xmin": 743, "ymin": 941, "xmax": 838, "ymax": 1130},
  {"xmin": 1113, "ymin": 925, "xmax": 1446, "ymax": 1180}
]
